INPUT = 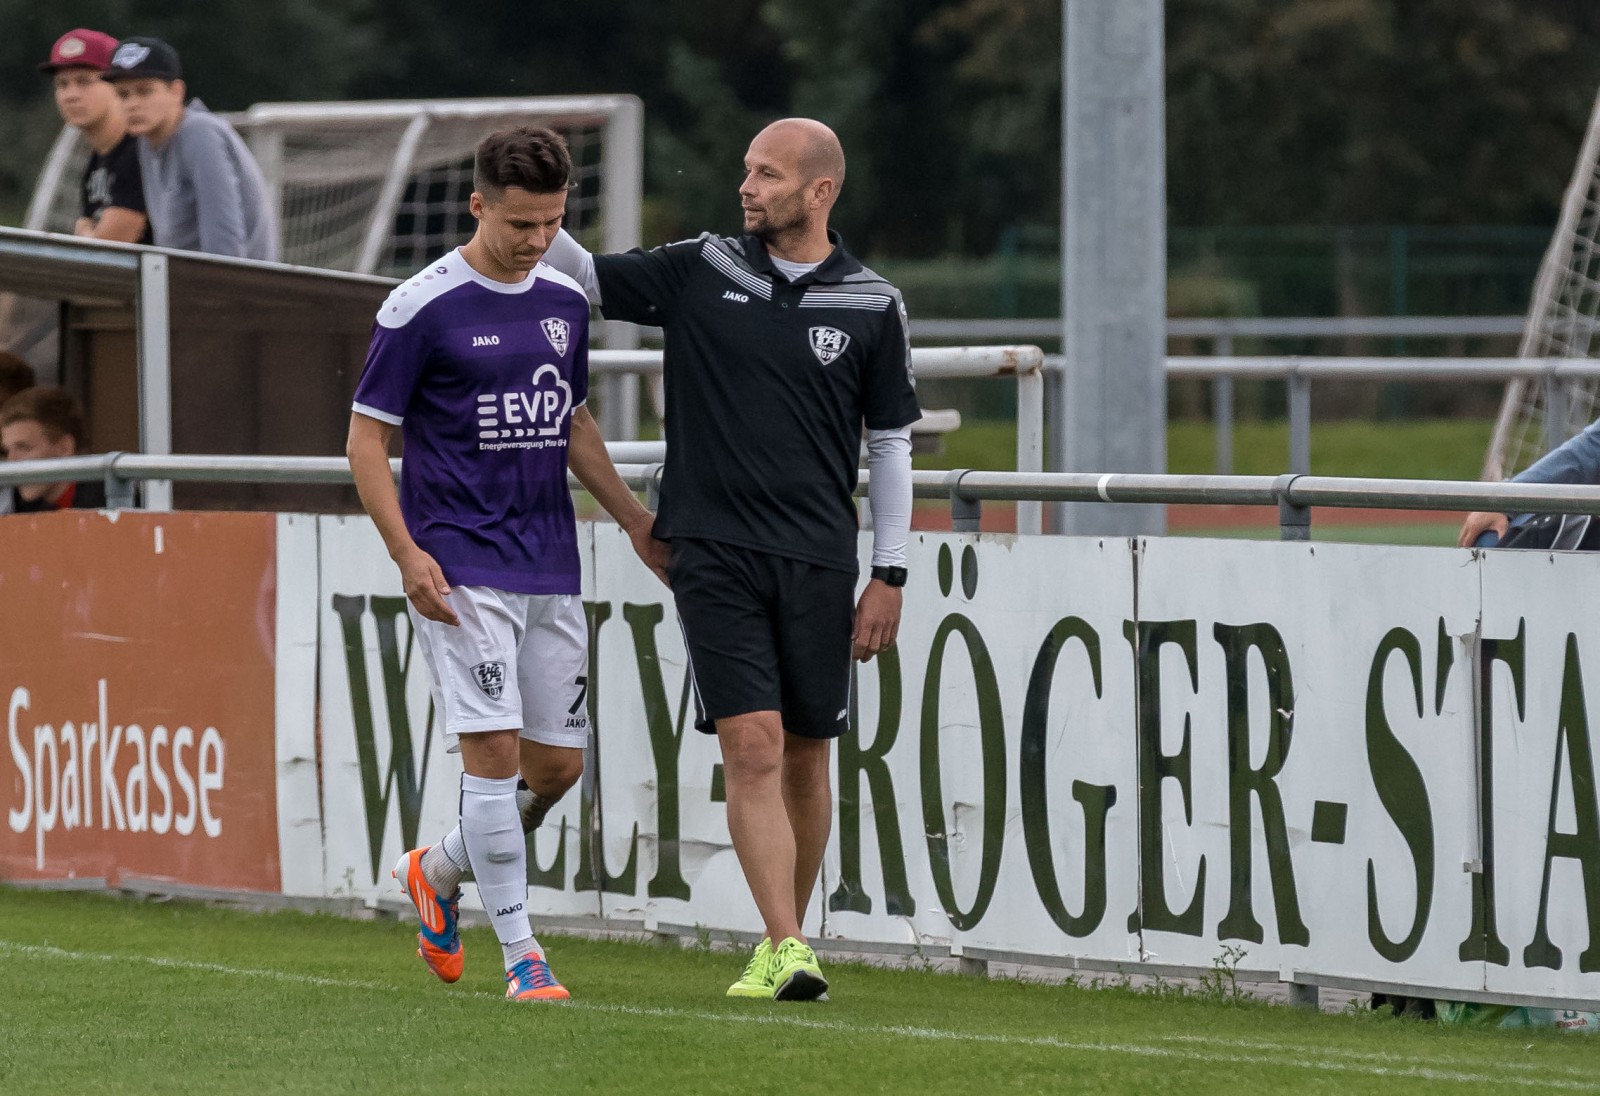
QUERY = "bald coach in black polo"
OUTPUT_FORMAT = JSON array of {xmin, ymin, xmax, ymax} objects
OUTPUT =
[{"xmin": 544, "ymin": 117, "xmax": 920, "ymax": 1003}]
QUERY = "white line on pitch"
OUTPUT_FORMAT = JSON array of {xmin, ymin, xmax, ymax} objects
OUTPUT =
[{"xmin": 1, "ymin": 940, "xmax": 1593, "ymax": 1091}]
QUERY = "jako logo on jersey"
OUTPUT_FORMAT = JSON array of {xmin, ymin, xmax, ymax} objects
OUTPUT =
[
  {"xmin": 471, "ymin": 661, "xmax": 506, "ymax": 699},
  {"xmin": 541, "ymin": 317, "xmax": 570, "ymax": 356},
  {"xmin": 809, "ymin": 326, "xmax": 850, "ymax": 365},
  {"xmin": 476, "ymin": 364, "xmax": 575, "ymax": 441},
  {"xmin": 471, "ymin": 334, "xmax": 501, "ymax": 347},
  {"xmin": 722, "ymin": 290, "xmax": 750, "ymax": 304}
]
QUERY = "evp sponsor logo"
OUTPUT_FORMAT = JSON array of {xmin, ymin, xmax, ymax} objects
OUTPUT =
[{"xmin": 476, "ymin": 364, "xmax": 575, "ymax": 447}]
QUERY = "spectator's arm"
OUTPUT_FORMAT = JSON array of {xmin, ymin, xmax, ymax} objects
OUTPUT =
[
  {"xmin": 1458, "ymin": 416, "xmax": 1600, "ymax": 547},
  {"xmin": 1512, "ymin": 417, "xmax": 1600, "ymax": 486},
  {"xmin": 90, "ymin": 207, "xmax": 149, "ymax": 244},
  {"xmin": 187, "ymin": 125, "xmax": 249, "ymax": 257}
]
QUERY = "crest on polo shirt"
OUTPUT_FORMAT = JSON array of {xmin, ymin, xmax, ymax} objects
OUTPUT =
[
  {"xmin": 809, "ymin": 326, "xmax": 850, "ymax": 366},
  {"xmin": 471, "ymin": 661, "xmax": 506, "ymax": 700},
  {"xmin": 541, "ymin": 317, "xmax": 570, "ymax": 356}
]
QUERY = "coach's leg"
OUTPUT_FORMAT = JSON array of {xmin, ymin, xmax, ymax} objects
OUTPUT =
[
  {"xmin": 719, "ymin": 710, "xmax": 804, "ymax": 944},
  {"xmin": 783, "ymin": 733, "xmax": 832, "ymax": 933}
]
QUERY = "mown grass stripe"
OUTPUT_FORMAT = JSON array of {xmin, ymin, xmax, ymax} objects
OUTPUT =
[{"xmin": 3, "ymin": 939, "xmax": 1592, "ymax": 1091}]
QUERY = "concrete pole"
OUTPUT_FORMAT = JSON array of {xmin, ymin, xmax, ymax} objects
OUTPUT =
[{"xmin": 1056, "ymin": 0, "xmax": 1167, "ymax": 535}]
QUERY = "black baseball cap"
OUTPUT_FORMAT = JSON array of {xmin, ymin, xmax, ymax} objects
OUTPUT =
[{"xmin": 102, "ymin": 36, "xmax": 182, "ymax": 82}]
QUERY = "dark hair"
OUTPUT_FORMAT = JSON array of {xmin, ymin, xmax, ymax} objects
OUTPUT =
[
  {"xmin": 473, "ymin": 126, "xmax": 573, "ymax": 199},
  {"xmin": 0, "ymin": 386, "xmax": 86, "ymax": 448},
  {"xmin": 0, "ymin": 352, "xmax": 35, "ymax": 404}
]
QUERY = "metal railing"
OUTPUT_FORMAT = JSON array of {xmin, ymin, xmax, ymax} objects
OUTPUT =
[
  {"xmin": 8, "ymin": 452, "xmax": 1600, "ymax": 541},
  {"xmin": 592, "ymin": 345, "xmax": 1047, "ymax": 533},
  {"xmin": 1034, "ymin": 355, "xmax": 1600, "ymax": 478},
  {"xmin": 912, "ymin": 315, "xmax": 1530, "ymax": 342}
]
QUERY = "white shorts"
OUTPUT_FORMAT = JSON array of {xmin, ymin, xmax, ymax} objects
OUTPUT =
[{"xmin": 409, "ymin": 586, "xmax": 591, "ymax": 750}]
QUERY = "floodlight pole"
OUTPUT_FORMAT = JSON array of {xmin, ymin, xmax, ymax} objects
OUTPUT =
[{"xmin": 1055, "ymin": 0, "xmax": 1168, "ymax": 534}]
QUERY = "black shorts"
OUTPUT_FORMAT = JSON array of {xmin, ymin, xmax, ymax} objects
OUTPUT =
[{"xmin": 668, "ymin": 537, "xmax": 856, "ymax": 739}]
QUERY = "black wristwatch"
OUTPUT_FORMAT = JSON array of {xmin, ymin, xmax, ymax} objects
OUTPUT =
[{"xmin": 871, "ymin": 565, "xmax": 908, "ymax": 588}]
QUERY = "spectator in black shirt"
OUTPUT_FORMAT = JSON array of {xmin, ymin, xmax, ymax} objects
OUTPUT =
[
  {"xmin": 0, "ymin": 387, "xmax": 105, "ymax": 513},
  {"xmin": 39, "ymin": 29, "xmax": 151, "ymax": 244}
]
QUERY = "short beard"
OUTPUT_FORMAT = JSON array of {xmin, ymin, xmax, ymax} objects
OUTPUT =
[{"xmin": 751, "ymin": 209, "xmax": 807, "ymax": 245}]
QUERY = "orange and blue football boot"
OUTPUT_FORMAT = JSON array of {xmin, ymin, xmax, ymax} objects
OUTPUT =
[
  {"xmin": 505, "ymin": 953, "xmax": 570, "ymax": 1001},
  {"xmin": 392, "ymin": 847, "xmax": 464, "ymax": 983}
]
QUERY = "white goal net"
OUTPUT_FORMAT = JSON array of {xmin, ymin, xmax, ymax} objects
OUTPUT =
[
  {"xmin": 25, "ymin": 95, "xmax": 642, "ymax": 277},
  {"xmin": 1484, "ymin": 88, "xmax": 1600, "ymax": 480}
]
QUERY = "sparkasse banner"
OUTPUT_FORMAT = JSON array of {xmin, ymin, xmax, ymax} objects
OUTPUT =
[
  {"xmin": 312, "ymin": 521, "xmax": 1600, "ymax": 1004},
  {"xmin": 0, "ymin": 511, "xmax": 280, "ymax": 891}
]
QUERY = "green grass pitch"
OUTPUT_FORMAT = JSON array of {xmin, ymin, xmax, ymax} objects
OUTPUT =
[{"xmin": 0, "ymin": 886, "xmax": 1593, "ymax": 1094}]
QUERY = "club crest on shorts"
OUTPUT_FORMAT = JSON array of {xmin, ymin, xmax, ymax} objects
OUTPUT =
[
  {"xmin": 471, "ymin": 661, "xmax": 507, "ymax": 700},
  {"xmin": 809, "ymin": 326, "xmax": 850, "ymax": 366},
  {"xmin": 541, "ymin": 317, "xmax": 570, "ymax": 356}
]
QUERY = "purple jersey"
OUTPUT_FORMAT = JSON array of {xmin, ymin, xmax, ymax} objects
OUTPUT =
[{"xmin": 352, "ymin": 249, "xmax": 591, "ymax": 594}]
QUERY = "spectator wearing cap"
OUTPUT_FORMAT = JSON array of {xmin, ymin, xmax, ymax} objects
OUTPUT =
[
  {"xmin": 102, "ymin": 37, "xmax": 278, "ymax": 262},
  {"xmin": 39, "ymin": 29, "xmax": 151, "ymax": 244},
  {"xmin": 0, "ymin": 387, "xmax": 106, "ymax": 514}
]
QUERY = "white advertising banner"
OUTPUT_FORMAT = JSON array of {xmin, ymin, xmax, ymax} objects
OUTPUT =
[
  {"xmin": 294, "ymin": 518, "xmax": 1600, "ymax": 1005},
  {"xmin": 1136, "ymin": 538, "xmax": 1483, "ymax": 991},
  {"xmin": 1479, "ymin": 549, "xmax": 1600, "ymax": 1003}
]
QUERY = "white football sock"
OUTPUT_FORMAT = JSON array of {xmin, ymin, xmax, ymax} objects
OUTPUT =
[{"xmin": 459, "ymin": 773, "xmax": 534, "ymax": 960}]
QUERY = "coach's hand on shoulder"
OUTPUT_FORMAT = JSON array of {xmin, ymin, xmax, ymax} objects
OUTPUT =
[
  {"xmin": 625, "ymin": 514, "xmax": 671, "ymax": 587},
  {"xmin": 853, "ymin": 580, "xmax": 902, "ymax": 662},
  {"xmin": 398, "ymin": 546, "xmax": 460, "ymax": 626}
]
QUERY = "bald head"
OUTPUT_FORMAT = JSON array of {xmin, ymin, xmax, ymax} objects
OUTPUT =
[
  {"xmin": 756, "ymin": 118, "xmax": 846, "ymax": 191},
  {"xmin": 740, "ymin": 117, "xmax": 846, "ymax": 256}
]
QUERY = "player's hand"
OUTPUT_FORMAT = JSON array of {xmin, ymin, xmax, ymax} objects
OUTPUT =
[
  {"xmin": 1458, "ymin": 510, "xmax": 1508, "ymax": 548},
  {"xmin": 398, "ymin": 547, "xmax": 459, "ymax": 626},
  {"xmin": 853, "ymin": 580, "xmax": 901, "ymax": 662},
  {"xmin": 72, "ymin": 217, "xmax": 95, "ymax": 237},
  {"xmin": 625, "ymin": 517, "xmax": 671, "ymax": 587}
]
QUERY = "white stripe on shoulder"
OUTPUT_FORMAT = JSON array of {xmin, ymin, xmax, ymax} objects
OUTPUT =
[
  {"xmin": 352, "ymin": 402, "xmax": 403, "ymax": 425},
  {"xmin": 700, "ymin": 240, "xmax": 773, "ymax": 299},
  {"xmin": 377, "ymin": 253, "xmax": 475, "ymax": 329}
]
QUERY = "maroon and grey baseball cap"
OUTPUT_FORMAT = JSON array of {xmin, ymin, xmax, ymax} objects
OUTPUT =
[{"xmin": 38, "ymin": 29, "xmax": 120, "ymax": 73}]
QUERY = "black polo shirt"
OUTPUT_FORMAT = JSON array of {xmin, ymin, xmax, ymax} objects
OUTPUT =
[{"xmin": 594, "ymin": 230, "xmax": 920, "ymax": 573}]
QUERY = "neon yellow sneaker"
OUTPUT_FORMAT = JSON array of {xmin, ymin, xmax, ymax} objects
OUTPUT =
[
  {"xmin": 771, "ymin": 936, "xmax": 828, "ymax": 1002},
  {"xmin": 726, "ymin": 938, "xmax": 775, "ymax": 999}
]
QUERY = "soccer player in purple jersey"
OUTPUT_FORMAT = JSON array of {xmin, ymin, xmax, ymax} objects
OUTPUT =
[{"xmin": 346, "ymin": 126, "xmax": 667, "ymax": 1002}]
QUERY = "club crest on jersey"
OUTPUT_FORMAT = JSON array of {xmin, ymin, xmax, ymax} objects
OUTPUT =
[
  {"xmin": 471, "ymin": 661, "xmax": 507, "ymax": 700},
  {"xmin": 809, "ymin": 326, "xmax": 850, "ymax": 366},
  {"xmin": 541, "ymin": 317, "xmax": 570, "ymax": 356}
]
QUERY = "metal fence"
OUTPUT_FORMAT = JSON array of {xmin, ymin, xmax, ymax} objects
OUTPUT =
[{"xmin": 9, "ymin": 452, "xmax": 1600, "ymax": 541}]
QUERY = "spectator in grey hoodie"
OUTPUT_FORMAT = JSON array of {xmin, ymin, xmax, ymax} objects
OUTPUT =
[{"xmin": 102, "ymin": 37, "xmax": 278, "ymax": 262}]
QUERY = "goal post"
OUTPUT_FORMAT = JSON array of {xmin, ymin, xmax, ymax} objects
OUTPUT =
[{"xmin": 1483, "ymin": 87, "xmax": 1600, "ymax": 480}]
